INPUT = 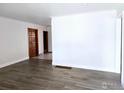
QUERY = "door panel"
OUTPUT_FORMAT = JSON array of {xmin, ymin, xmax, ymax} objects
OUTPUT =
[
  {"xmin": 43, "ymin": 31, "xmax": 48, "ymax": 53},
  {"xmin": 28, "ymin": 28, "xmax": 38, "ymax": 58}
]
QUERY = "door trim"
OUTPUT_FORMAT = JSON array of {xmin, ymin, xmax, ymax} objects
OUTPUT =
[{"xmin": 28, "ymin": 28, "xmax": 39, "ymax": 58}]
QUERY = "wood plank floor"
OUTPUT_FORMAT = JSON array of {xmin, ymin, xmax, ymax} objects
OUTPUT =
[
  {"xmin": 0, "ymin": 59, "xmax": 123, "ymax": 90},
  {"xmin": 33, "ymin": 53, "xmax": 52, "ymax": 60}
]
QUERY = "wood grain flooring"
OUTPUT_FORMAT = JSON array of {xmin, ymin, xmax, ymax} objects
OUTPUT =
[{"xmin": 0, "ymin": 59, "xmax": 123, "ymax": 90}]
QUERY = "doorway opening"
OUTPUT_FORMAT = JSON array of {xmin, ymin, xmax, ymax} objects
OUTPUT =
[
  {"xmin": 28, "ymin": 28, "xmax": 39, "ymax": 58},
  {"xmin": 32, "ymin": 30, "xmax": 52, "ymax": 61},
  {"xmin": 43, "ymin": 31, "xmax": 48, "ymax": 53}
]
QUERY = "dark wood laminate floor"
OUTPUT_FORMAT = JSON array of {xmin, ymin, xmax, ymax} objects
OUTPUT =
[{"xmin": 0, "ymin": 59, "xmax": 123, "ymax": 90}]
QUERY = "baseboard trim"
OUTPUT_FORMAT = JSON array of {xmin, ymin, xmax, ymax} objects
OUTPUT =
[{"xmin": 0, "ymin": 57, "xmax": 29, "ymax": 69}]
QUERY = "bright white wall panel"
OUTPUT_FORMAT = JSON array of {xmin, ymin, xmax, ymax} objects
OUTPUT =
[{"xmin": 52, "ymin": 10, "xmax": 120, "ymax": 73}]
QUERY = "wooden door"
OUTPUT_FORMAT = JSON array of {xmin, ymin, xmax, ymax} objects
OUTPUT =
[
  {"xmin": 28, "ymin": 28, "xmax": 39, "ymax": 58},
  {"xmin": 43, "ymin": 31, "xmax": 48, "ymax": 53}
]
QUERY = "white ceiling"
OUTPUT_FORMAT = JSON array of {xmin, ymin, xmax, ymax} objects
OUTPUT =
[{"xmin": 0, "ymin": 3, "xmax": 124, "ymax": 26}]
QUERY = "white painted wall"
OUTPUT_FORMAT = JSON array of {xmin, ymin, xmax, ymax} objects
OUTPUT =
[
  {"xmin": 0, "ymin": 16, "xmax": 44, "ymax": 68},
  {"xmin": 115, "ymin": 18, "xmax": 121, "ymax": 73},
  {"xmin": 52, "ymin": 10, "xmax": 121, "ymax": 73},
  {"xmin": 121, "ymin": 11, "xmax": 124, "ymax": 87}
]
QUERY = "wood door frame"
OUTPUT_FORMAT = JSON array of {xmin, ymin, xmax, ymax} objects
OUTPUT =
[
  {"xmin": 43, "ymin": 31, "xmax": 48, "ymax": 53},
  {"xmin": 28, "ymin": 28, "xmax": 39, "ymax": 58}
]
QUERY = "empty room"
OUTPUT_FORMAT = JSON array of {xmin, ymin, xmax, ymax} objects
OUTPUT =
[{"xmin": 0, "ymin": 3, "xmax": 124, "ymax": 90}]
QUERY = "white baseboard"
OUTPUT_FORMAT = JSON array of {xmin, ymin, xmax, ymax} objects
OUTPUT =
[{"xmin": 0, "ymin": 57, "xmax": 29, "ymax": 69}]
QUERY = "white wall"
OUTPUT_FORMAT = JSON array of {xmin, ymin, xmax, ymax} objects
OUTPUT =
[
  {"xmin": 121, "ymin": 11, "xmax": 124, "ymax": 87},
  {"xmin": 115, "ymin": 18, "xmax": 121, "ymax": 73},
  {"xmin": 0, "ymin": 16, "xmax": 44, "ymax": 68},
  {"xmin": 52, "ymin": 10, "xmax": 121, "ymax": 73}
]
